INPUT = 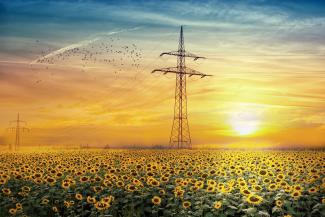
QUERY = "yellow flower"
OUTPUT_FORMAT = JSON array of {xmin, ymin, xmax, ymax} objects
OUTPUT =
[
  {"xmin": 80, "ymin": 176, "xmax": 89, "ymax": 183},
  {"xmin": 64, "ymin": 201, "xmax": 71, "ymax": 208},
  {"xmin": 92, "ymin": 186, "xmax": 103, "ymax": 193},
  {"xmin": 214, "ymin": 201, "xmax": 222, "ymax": 209},
  {"xmin": 293, "ymin": 185, "xmax": 303, "ymax": 192},
  {"xmin": 241, "ymin": 188, "xmax": 251, "ymax": 196},
  {"xmin": 182, "ymin": 201, "xmax": 191, "ymax": 209},
  {"xmin": 87, "ymin": 196, "xmax": 96, "ymax": 204},
  {"xmin": 15, "ymin": 203, "xmax": 23, "ymax": 210},
  {"xmin": 2, "ymin": 188, "xmax": 11, "ymax": 196},
  {"xmin": 152, "ymin": 196, "xmax": 162, "ymax": 205},
  {"xmin": 246, "ymin": 195, "xmax": 263, "ymax": 205},
  {"xmin": 61, "ymin": 181, "xmax": 70, "ymax": 189},
  {"xmin": 41, "ymin": 198, "xmax": 49, "ymax": 205},
  {"xmin": 95, "ymin": 201, "xmax": 110, "ymax": 210},
  {"xmin": 116, "ymin": 180, "xmax": 124, "ymax": 187},
  {"xmin": 268, "ymin": 183, "xmax": 277, "ymax": 191},
  {"xmin": 9, "ymin": 208, "xmax": 17, "ymax": 215},
  {"xmin": 21, "ymin": 186, "xmax": 31, "ymax": 192},
  {"xmin": 75, "ymin": 193, "xmax": 83, "ymax": 201},
  {"xmin": 52, "ymin": 206, "xmax": 58, "ymax": 213},
  {"xmin": 291, "ymin": 191, "xmax": 301, "ymax": 200},
  {"xmin": 159, "ymin": 189, "xmax": 166, "ymax": 195},
  {"xmin": 308, "ymin": 187, "xmax": 318, "ymax": 194},
  {"xmin": 276, "ymin": 200, "xmax": 283, "ymax": 207},
  {"xmin": 45, "ymin": 177, "xmax": 56, "ymax": 186},
  {"xmin": 206, "ymin": 185, "xmax": 215, "ymax": 193}
]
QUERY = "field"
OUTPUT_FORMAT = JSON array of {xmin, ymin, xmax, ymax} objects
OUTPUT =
[{"xmin": 0, "ymin": 150, "xmax": 324, "ymax": 217}]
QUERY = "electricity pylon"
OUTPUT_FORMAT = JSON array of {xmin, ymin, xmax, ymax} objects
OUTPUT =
[
  {"xmin": 152, "ymin": 26, "xmax": 212, "ymax": 149},
  {"xmin": 7, "ymin": 113, "xmax": 29, "ymax": 151}
]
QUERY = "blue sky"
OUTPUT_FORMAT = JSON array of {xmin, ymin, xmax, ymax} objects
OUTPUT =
[{"xmin": 1, "ymin": 0, "xmax": 325, "ymax": 62}]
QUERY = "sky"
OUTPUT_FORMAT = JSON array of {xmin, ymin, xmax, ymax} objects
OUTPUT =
[{"xmin": 0, "ymin": 0, "xmax": 325, "ymax": 149}]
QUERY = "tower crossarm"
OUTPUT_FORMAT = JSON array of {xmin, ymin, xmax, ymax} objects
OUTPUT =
[
  {"xmin": 160, "ymin": 51, "xmax": 205, "ymax": 60},
  {"xmin": 152, "ymin": 67, "xmax": 212, "ymax": 78},
  {"xmin": 7, "ymin": 126, "xmax": 29, "ymax": 132}
]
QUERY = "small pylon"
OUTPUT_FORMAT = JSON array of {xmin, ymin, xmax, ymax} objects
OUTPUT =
[{"xmin": 7, "ymin": 113, "xmax": 30, "ymax": 151}]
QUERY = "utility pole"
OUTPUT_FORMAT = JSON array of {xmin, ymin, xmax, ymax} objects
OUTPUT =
[
  {"xmin": 152, "ymin": 26, "xmax": 212, "ymax": 149},
  {"xmin": 7, "ymin": 113, "xmax": 30, "ymax": 151}
]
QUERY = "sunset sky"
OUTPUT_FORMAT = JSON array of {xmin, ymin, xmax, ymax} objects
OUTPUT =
[{"xmin": 0, "ymin": 0, "xmax": 325, "ymax": 148}]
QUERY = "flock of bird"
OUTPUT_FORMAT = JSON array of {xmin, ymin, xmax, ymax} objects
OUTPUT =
[
  {"xmin": 34, "ymin": 36, "xmax": 143, "ymax": 71},
  {"xmin": 30, "ymin": 36, "xmax": 144, "ymax": 85}
]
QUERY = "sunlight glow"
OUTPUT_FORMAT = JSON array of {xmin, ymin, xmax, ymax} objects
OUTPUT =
[{"xmin": 229, "ymin": 105, "xmax": 261, "ymax": 136}]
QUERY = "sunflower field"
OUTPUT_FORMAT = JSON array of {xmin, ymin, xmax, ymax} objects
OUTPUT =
[{"xmin": 0, "ymin": 150, "xmax": 324, "ymax": 217}]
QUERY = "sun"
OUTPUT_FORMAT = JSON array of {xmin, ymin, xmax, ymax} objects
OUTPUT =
[{"xmin": 229, "ymin": 109, "xmax": 260, "ymax": 136}]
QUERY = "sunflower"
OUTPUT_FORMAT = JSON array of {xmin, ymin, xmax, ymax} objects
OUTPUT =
[
  {"xmin": 80, "ymin": 176, "xmax": 89, "ymax": 183},
  {"xmin": 268, "ymin": 183, "xmax": 277, "ymax": 191},
  {"xmin": 15, "ymin": 203, "xmax": 22, "ymax": 210},
  {"xmin": 87, "ymin": 196, "xmax": 96, "ymax": 204},
  {"xmin": 9, "ymin": 208, "xmax": 17, "ymax": 215},
  {"xmin": 181, "ymin": 181, "xmax": 189, "ymax": 187},
  {"xmin": 252, "ymin": 185, "xmax": 262, "ymax": 192},
  {"xmin": 159, "ymin": 189, "xmax": 166, "ymax": 195},
  {"xmin": 263, "ymin": 178, "xmax": 271, "ymax": 184},
  {"xmin": 95, "ymin": 201, "xmax": 110, "ymax": 210},
  {"xmin": 293, "ymin": 185, "xmax": 303, "ymax": 192},
  {"xmin": 161, "ymin": 176, "xmax": 169, "ymax": 182},
  {"xmin": 308, "ymin": 187, "xmax": 318, "ymax": 194},
  {"xmin": 41, "ymin": 198, "xmax": 50, "ymax": 205},
  {"xmin": 64, "ymin": 201, "xmax": 72, "ymax": 208},
  {"xmin": 291, "ymin": 191, "xmax": 301, "ymax": 200},
  {"xmin": 2, "ymin": 188, "xmax": 11, "ymax": 196},
  {"xmin": 46, "ymin": 177, "xmax": 56, "ymax": 186},
  {"xmin": 101, "ymin": 195, "xmax": 114, "ymax": 204},
  {"xmin": 116, "ymin": 180, "xmax": 125, "ymax": 187},
  {"xmin": 195, "ymin": 181, "xmax": 204, "ymax": 189},
  {"xmin": 214, "ymin": 201, "xmax": 222, "ymax": 209},
  {"xmin": 61, "ymin": 181, "xmax": 70, "ymax": 189},
  {"xmin": 275, "ymin": 200, "xmax": 283, "ymax": 207},
  {"xmin": 150, "ymin": 179, "xmax": 160, "ymax": 187},
  {"xmin": 21, "ymin": 186, "xmax": 31, "ymax": 192},
  {"xmin": 75, "ymin": 193, "xmax": 83, "ymax": 201},
  {"xmin": 182, "ymin": 201, "xmax": 191, "ymax": 209},
  {"xmin": 283, "ymin": 215, "xmax": 292, "ymax": 217},
  {"xmin": 152, "ymin": 196, "xmax": 162, "ymax": 205},
  {"xmin": 174, "ymin": 189, "xmax": 184, "ymax": 198},
  {"xmin": 133, "ymin": 179, "xmax": 142, "ymax": 185},
  {"xmin": 206, "ymin": 185, "xmax": 215, "ymax": 193},
  {"xmin": 126, "ymin": 184, "xmax": 137, "ymax": 192},
  {"xmin": 240, "ymin": 188, "xmax": 251, "ymax": 196},
  {"xmin": 246, "ymin": 195, "xmax": 263, "ymax": 205},
  {"xmin": 207, "ymin": 179, "xmax": 217, "ymax": 187},
  {"xmin": 259, "ymin": 169, "xmax": 267, "ymax": 176},
  {"xmin": 52, "ymin": 206, "xmax": 58, "ymax": 213},
  {"xmin": 284, "ymin": 185, "xmax": 292, "ymax": 193},
  {"xmin": 190, "ymin": 186, "xmax": 199, "ymax": 192},
  {"xmin": 92, "ymin": 186, "xmax": 103, "ymax": 193}
]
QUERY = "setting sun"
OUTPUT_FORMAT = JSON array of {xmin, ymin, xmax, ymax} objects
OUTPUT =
[{"xmin": 228, "ymin": 104, "xmax": 261, "ymax": 136}]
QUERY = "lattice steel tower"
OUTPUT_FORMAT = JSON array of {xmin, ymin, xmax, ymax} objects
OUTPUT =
[
  {"xmin": 152, "ymin": 26, "xmax": 211, "ymax": 149},
  {"xmin": 8, "ymin": 113, "xmax": 29, "ymax": 151}
]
